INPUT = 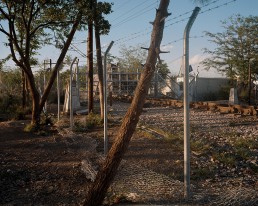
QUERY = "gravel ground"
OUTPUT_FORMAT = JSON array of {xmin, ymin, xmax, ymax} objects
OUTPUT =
[
  {"xmin": 106, "ymin": 102, "xmax": 258, "ymax": 205},
  {"xmin": 0, "ymin": 101, "xmax": 257, "ymax": 205}
]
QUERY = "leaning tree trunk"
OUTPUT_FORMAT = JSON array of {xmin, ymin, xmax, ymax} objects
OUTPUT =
[
  {"xmin": 93, "ymin": 0, "xmax": 104, "ymax": 119},
  {"xmin": 94, "ymin": 25, "xmax": 104, "ymax": 119},
  {"xmin": 39, "ymin": 14, "xmax": 82, "ymax": 114},
  {"xmin": 84, "ymin": 0, "xmax": 170, "ymax": 205}
]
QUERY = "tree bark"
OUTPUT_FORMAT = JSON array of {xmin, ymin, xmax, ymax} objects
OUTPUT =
[
  {"xmin": 39, "ymin": 13, "xmax": 82, "ymax": 114},
  {"xmin": 22, "ymin": 70, "xmax": 26, "ymax": 109},
  {"xmin": 26, "ymin": 69, "xmax": 41, "ymax": 126},
  {"xmin": 84, "ymin": 1, "xmax": 170, "ymax": 205},
  {"xmin": 93, "ymin": 0, "xmax": 104, "ymax": 119},
  {"xmin": 87, "ymin": 3, "xmax": 94, "ymax": 113}
]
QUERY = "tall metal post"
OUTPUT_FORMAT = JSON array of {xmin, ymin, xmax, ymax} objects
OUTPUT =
[
  {"xmin": 76, "ymin": 59, "xmax": 80, "ymax": 100},
  {"xmin": 103, "ymin": 41, "xmax": 114, "ymax": 155},
  {"xmin": 70, "ymin": 57, "xmax": 78, "ymax": 130},
  {"xmin": 57, "ymin": 65, "xmax": 60, "ymax": 121},
  {"xmin": 183, "ymin": 7, "xmax": 200, "ymax": 199}
]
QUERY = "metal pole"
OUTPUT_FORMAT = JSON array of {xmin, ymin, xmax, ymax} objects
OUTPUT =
[
  {"xmin": 248, "ymin": 60, "xmax": 252, "ymax": 105},
  {"xmin": 104, "ymin": 41, "xmax": 114, "ymax": 155},
  {"xmin": 248, "ymin": 58, "xmax": 255, "ymax": 105},
  {"xmin": 70, "ymin": 57, "xmax": 78, "ymax": 130},
  {"xmin": 43, "ymin": 60, "xmax": 46, "ymax": 113},
  {"xmin": 76, "ymin": 59, "xmax": 80, "ymax": 100},
  {"xmin": 183, "ymin": 7, "xmax": 200, "ymax": 200},
  {"xmin": 57, "ymin": 65, "xmax": 60, "ymax": 121}
]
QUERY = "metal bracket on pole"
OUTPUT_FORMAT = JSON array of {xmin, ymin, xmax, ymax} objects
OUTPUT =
[
  {"xmin": 183, "ymin": 6, "xmax": 200, "ymax": 200},
  {"xmin": 69, "ymin": 57, "xmax": 78, "ymax": 130},
  {"xmin": 104, "ymin": 41, "xmax": 114, "ymax": 155}
]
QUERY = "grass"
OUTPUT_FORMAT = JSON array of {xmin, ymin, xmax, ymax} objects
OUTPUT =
[
  {"xmin": 191, "ymin": 166, "xmax": 216, "ymax": 180},
  {"xmin": 74, "ymin": 112, "xmax": 103, "ymax": 132},
  {"xmin": 212, "ymin": 152, "xmax": 237, "ymax": 167},
  {"xmin": 191, "ymin": 139, "xmax": 210, "ymax": 154}
]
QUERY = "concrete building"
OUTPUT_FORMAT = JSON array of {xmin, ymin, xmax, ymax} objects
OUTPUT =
[{"xmin": 175, "ymin": 76, "xmax": 232, "ymax": 102}]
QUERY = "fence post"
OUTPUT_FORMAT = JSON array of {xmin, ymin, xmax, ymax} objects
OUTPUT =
[
  {"xmin": 183, "ymin": 7, "xmax": 200, "ymax": 200},
  {"xmin": 103, "ymin": 41, "xmax": 114, "ymax": 155},
  {"xmin": 69, "ymin": 57, "xmax": 78, "ymax": 130}
]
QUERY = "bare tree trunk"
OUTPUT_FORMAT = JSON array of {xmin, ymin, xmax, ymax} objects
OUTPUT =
[
  {"xmin": 39, "ymin": 13, "xmax": 82, "ymax": 114},
  {"xmin": 95, "ymin": 28, "xmax": 104, "ymax": 119},
  {"xmin": 26, "ymin": 69, "xmax": 41, "ymax": 126},
  {"xmin": 93, "ymin": 0, "xmax": 104, "ymax": 119},
  {"xmin": 22, "ymin": 70, "xmax": 26, "ymax": 109},
  {"xmin": 87, "ymin": 2, "xmax": 94, "ymax": 113},
  {"xmin": 84, "ymin": 1, "xmax": 170, "ymax": 205}
]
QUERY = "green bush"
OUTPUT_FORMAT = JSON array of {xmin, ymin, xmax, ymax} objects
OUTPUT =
[{"xmin": 86, "ymin": 112, "xmax": 103, "ymax": 129}]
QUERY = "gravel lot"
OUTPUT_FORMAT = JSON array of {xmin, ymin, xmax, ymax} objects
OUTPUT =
[{"xmin": 0, "ymin": 101, "xmax": 257, "ymax": 205}]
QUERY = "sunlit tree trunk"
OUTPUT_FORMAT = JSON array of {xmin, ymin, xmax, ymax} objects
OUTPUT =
[
  {"xmin": 94, "ymin": 0, "xmax": 104, "ymax": 119},
  {"xmin": 84, "ymin": 1, "xmax": 170, "ymax": 205}
]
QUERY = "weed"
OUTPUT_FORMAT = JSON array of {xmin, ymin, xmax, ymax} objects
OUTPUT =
[
  {"xmin": 165, "ymin": 132, "xmax": 184, "ymax": 150},
  {"xmin": 74, "ymin": 112, "xmax": 103, "ymax": 132},
  {"xmin": 191, "ymin": 139, "xmax": 210, "ymax": 153},
  {"xmin": 233, "ymin": 137, "xmax": 256, "ymax": 160},
  {"xmin": 212, "ymin": 152, "xmax": 236, "ymax": 167},
  {"xmin": 23, "ymin": 123, "xmax": 38, "ymax": 133},
  {"xmin": 86, "ymin": 112, "xmax": 103, "ymax": 129},
  {"xmin": 192, "ymin": 166, "xmax": 216, "ymax": 180}
]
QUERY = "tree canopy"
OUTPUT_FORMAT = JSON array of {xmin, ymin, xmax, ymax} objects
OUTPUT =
[
  {"xmin": 202, "ymin": 14, "xmax": 258, "ymax": 83},
  {"xmin": 0, "ymin": 0, "xmax": 112, "ymax": 126}
]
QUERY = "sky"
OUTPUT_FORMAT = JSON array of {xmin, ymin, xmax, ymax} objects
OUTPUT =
[{"xmin": 1, "ymin": 0, "xmax": 258, "ymax": 77}]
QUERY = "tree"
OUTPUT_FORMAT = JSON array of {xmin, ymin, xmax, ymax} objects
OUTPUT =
[
  {"xmin": 84, "ymin": 1, "xmax": 171, "ymax": 205},
  {"xmin": 87, "ymin": 0, "xmax": 94, "ymax": 113},
  {"xmin": 202, "ymin": 15, "xmax": 258, "ymax": 84},
  {"xmin": 0, "ymin": 0, "xmax": 85, "ymax": 127},
  {"xmin": 93, "ymin": 0, "xmax": 111, "ymax": 119},
  {"xmin": 156, "ymin": 60, "xmax": 170, "ymax": 79},
  {"xmin": 0, "ymin": 1, "xmax": 112, "ymax": 127},
  {"xmin": 118, "ymin": 44, "xmax": 147, "ymax": 72}
]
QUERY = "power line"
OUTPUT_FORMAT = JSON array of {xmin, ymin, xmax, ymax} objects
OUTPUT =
[
  {"xmin": 70, "ymin": 0, "xmax": 238, "ymax": 59},
  {"xmin": 110, "ymin": 0, "xmax": 153, "ymax": 23},
  {"xmin": 112, "ymin": 1, "xmax": 157, "ymax": 28},
  {"xmin": 112, "ymin": 0, "xmax": 238, "ymax": 47}
]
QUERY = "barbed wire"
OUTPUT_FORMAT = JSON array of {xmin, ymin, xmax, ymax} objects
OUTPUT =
[
  {"xmin": 112, "ymin": 0, "xmax": 237, "ymax": 48},
  {"xmin": 70, "ymin": 0, "xmax": 238, "ymax": 59}
]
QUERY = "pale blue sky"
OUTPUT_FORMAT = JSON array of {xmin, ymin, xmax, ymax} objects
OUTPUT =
[{"xmin": 1, "ymin": 0, "xmax": 258, "ymax": 77}]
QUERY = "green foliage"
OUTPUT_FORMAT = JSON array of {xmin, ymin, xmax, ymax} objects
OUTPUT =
[
  {"xmin": 0, "ymin": 94, "xmax": 20, "ymax": 115},
  {"xmin": 0, "ymin": 0, "xmax": 113, "ymax": 125},
  {"xmin": 156, "ymin": 61, "xmax": 170, "ymax": 80},
  {"xmin": 118, "ymin": 44, "xmax": 147, "ymax": 71},
  {"xmin": 86, "ymin": 112, "xmax": 103, "ymax": 129},
  {"xmin": 202, "ymin": 14, "xmax": 258, "ymax": 84},
  {"xmin": 0, "ymin": 69, "xmax": 22, "ymax": 96}
]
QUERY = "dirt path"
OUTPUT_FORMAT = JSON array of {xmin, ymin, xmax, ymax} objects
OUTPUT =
[{"xmin": 0, "ymin": 120, "xmax": 91, "ymax": 205}]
